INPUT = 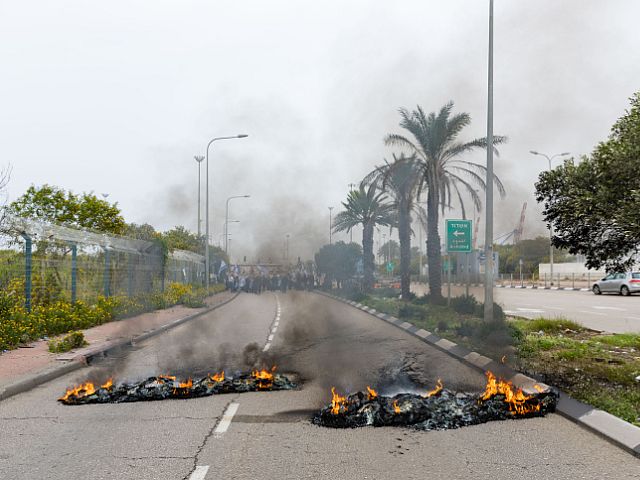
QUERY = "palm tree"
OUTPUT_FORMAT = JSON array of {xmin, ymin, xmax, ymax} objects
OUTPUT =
[
  {"xmin": 366, "ymin": 153, "xmax": 422, "ymax": 300},
  {"xmin": 332, "ymin": 182, "xmax": 395, "ymax": 292},
  {"xmin": 385, "ymin": 102, "xmax": 506, "ymax": 299}
]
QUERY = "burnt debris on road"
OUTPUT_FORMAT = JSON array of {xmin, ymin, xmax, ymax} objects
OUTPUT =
[
  {"xmin": 59, "ymin": 367, "xmax": 296, "ymax": 405},
  {"xmin": 313, "ymin": 372, "xmax": 558, "ymax": 430}
]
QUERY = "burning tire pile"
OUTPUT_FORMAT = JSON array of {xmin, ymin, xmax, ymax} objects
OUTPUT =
[
  {"xmin": 59, "ymin": 367, "xmax": 296, "ymax": 405},
  {"xmin": 313, "ymin": 372, "xmax": 558, "ymax": 430}
]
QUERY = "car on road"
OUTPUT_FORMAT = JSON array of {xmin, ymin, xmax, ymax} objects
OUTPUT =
[{"xmin": 592, "ymin": 271, "xmax": 640, "ymax": 296}]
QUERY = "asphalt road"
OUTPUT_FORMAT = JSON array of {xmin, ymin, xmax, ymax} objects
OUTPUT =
[
  {"xmin": 1, "ymin": 292, "xmax": 638, "ymax": 479},
  {"xmin": 414, "ymin": 283, "xmax": 640, "ymax": 333}
]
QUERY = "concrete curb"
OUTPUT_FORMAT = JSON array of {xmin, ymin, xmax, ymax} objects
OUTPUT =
[
  {"xmin": 317, "ymin": 291, "xmax": 640, "ymax": 458},
  {"xmin": 0, "ymin": 292, "xmax": 240, "ymax": 403}
]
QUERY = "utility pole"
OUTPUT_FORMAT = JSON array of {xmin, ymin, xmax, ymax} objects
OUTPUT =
[
  {"xmin": 328, "ymin": 207, "xmax": 334, "ymax": 244},
  {"xmin": 483, "ymin": 0, "xmax": 495, "ymax": 323},
  {"xmin": 194, "ymin": 155, "xmax": 204, "ymax": 237}
]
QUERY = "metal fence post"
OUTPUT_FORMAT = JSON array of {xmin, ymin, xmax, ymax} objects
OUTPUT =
[
  {"xmin": 587, "ymin": 271, "xmax": 591, "ymax": 288},
  {"xmin": 103, "ymin": 247, "xmax": 111, "ymax": 297},
  {"xmin": 70, "ymin": 243, "xmax": 77, "ymax": 303},
  {"xmin": 21, "ymin": 233, "xmax": 32, "ymax": 312},
  {"xmin": 127, "ymin": 252, "xmax": 134, "ymax": 298},
  {"xmin": 572, "ymin": 272, "xmax": 575, "ymax": 290},
  {"xmin": 544, "ymin": 272, "xmax": 547, "ymax": 288}
]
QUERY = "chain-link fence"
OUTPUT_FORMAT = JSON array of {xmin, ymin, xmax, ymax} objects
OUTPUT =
[{"xmin": 1, "ymin": 215, "xmax": 205, "ymax": 311}]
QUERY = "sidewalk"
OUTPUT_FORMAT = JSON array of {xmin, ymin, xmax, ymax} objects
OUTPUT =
[{"xmin": 0, "ymin": 291, "xmax": 236, "ymax": 392}]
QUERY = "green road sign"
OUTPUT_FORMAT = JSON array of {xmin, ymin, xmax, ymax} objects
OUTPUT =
[
  {"xmin": 446, "ymin": 219, "xmax": 472, "ymax": 252},
  {"xmin": 386, "ymin": 262, "xmax": 394, "ymax": 272}
]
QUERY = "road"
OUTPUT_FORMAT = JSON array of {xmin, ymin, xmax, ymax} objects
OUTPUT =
[
  {"xmin": 413, "ymin": 283, "xmax": 640, "ymax": 333},
  {"xmin": 1, "ymin": 292, "xmax": 638, "ymax": 479}
]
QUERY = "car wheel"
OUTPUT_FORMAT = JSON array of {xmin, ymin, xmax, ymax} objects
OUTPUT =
[
  {"xmin": 592, "ymin": 285, "xmax": 601, "ymax": 295},
  {"xmin": 621, "ymin": 285, "xmax": 630, "ymax": 296}
]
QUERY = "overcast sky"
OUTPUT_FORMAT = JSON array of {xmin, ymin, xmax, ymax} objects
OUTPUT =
[{"xmin": 2, "ymin": 1, "xmax": 639, "ymax": 261}]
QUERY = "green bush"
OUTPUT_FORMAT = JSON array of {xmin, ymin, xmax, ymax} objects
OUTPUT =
[
  {"xmin": 450, "ymin": 294, "xmax": 478, "ymax": 315},
  {"xmin": 474, "ymin": 302, "xmax": 505, "ymax": 322},
  {"xmin": 48, "ymin": 331, "xmax": 88, "ymax": 353},
  {"xmin": 398, "ymin": 303, "xmax": 427, "ymax": 320}
]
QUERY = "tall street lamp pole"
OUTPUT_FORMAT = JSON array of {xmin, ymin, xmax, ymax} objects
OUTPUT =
[
  {"xmin": 225, "ymin": 195, "xmax": 250, "ymax": 256},
  {"xmin": 194, "ymin": 155, "xmax": 204, "ymax": 237},
  {"xmin": 530, "ymin": 150, "xmax": 570, "ymax": 285},
  {"xmin": 204, "ymin": 134, "xmax": 248, "ymax": 289},
  {"xmin": 328, "ymin": 207, "xmax": 334, "ymax": 244},
  {"xmin": 483, "ymin": 0, "xmax": 495, "ymax": 323}
]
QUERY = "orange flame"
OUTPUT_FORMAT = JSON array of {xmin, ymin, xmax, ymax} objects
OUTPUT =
[
  {"xmin": 366, "ymin": 386, "xmax": 378, "ymax": 400},
  {"xmin": 330, "ymin": 387, "xmax": 347, "ymax": 415},
  {"xmin": 178, "ymin": 378, "xmax": 193, "ymax": 389},
  {"xmin": 59, "ymin": 382, "xmax": 96, "ymax": 402},
  {"xmin": 158, "ymin": 374, "xmax": 176, "ymax": 383},
  {"xmin": 209, "ymin": 371, "xmax": 225, "ymax": 382},
  {"xmin": 533, "ymin": 384, "xmax": 546, "ymax": 393},
  {"xmin": 425, "ymin": 378, "xmax": 443, "ymax": 397},
  {"xmin": 252, "ymin": 366, "xmax": 276, "ymax": 389},
  {"xmin": 101, "ymin": 378, "xmax": 113, "ymax": 390},
  {"xmin": 392, "ymin": 400, "xmax": 401, "ymax": 414},
  {"xmin": 480, "ymin": 371, "xmax": 540, "ymax": 415}
]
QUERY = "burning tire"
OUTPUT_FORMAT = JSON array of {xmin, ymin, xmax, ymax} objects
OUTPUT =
[{"xmin": 313, "ymin": 372, "xmax": 558, "ymax": 430}]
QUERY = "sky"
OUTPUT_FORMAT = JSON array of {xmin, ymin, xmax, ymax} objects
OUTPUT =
[{"xmin": 1, "ymin": 0, "xmax": 639, "ymax": 262}]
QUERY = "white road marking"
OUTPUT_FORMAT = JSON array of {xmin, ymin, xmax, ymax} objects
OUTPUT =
[
  {"xmin": 267, "ymin": 334, "xmax": 274, "ymax": 341},
  {"xmin": 578, "ymin": 310, "xmax": 606, "ymax": 316},
  {"xmin": 593, "ymin": 306, "xmax": 627, "ymax": 311},
  {"xmin": 214, "ymin": 402, "xmax": 239, "ymax": 435},
  {"xmin": 625, "ymin": 316, "xmax": 640, "ymax": 320},
  {"xmin": 189, "ymin": 466, "xmax": 210, "ymax": 480},
  {"xmin": 516, "ymin": 308, "xmax": 545, "ymax": 313},
  {"xmin": 262, "ymin": 342, "xmax": 271, "ymax": 352}
]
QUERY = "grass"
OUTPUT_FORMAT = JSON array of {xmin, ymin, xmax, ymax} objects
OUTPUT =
[
  {"xmin": 337, "ymin": 291, "xmax": 640, "ymax": 427},
  {"xmin": 48, "ymin": 331, "xmax": 88, "ymax": 353}
]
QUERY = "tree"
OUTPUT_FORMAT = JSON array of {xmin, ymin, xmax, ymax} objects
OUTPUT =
[
  {"xmin": 332, "ymin": 183, "xmax": 395, "ymax": 291},
  {"xmin": 378, "ymin": 239, "xmax": 400, "ymax": 265},
  {"xmin": 162, "ymin": 226, "xmax": 203, "ymax": 254},
  {"xmin": 314, "ymin": 241, "xmax": 362, "ymax": 289},
  {"xmin": 385, "ymin": 102, "xmax": 505, "ymax": 299},
  {"xmin": 10, "ymin": 185, "xmax": 126, "ymax": 234},
  {"xmin": 366, "ymin": 154, "xmax": 421, "ymax": 300},
  {"xmin": 495, "ymin": 237, "xmax": 570, "ymax": 275},
  {"xmin": 536, "ymin": 92, "xmax": 640, "ymax": 272}
]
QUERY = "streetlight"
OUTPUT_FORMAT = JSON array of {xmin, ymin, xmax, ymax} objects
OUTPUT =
[
  {"xmin": 530, "ymin": 150, "xmax": 570, "ymax": 285},
  {"xmin": 194, "ymin": 155, "xmax": 204, "ymax": 236},
  {"xmin": 204, "ymin": 134, "xmax": 248, "ymax": 289},
  {"xmin": 225, "ymin": 195, "xmax": 250, "ymax": 255},
  {"xmin": 285, "ymin": 233, "xmax": 290, "ymax": 261},
  {"xmin": 328, "ymin": 207, "xmax": 334, "ymax": 244},
  {"xmin": 484, "ymin": 0, "xmax": 494, "ymax": 323}
]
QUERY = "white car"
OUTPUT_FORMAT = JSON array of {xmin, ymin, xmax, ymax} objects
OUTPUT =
[{"xmin": 592, "ymin": 272, "xmax": 640, "ymax": 296}]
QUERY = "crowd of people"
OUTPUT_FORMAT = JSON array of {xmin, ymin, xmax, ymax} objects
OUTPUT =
[{"xmin": 223, "ymin": 270, "xmax": 315, "ymax": 294}]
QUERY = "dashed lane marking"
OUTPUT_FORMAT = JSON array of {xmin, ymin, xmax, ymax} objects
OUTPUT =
[
  {"xmin": 189, "ymin": 466, "xmax": 210, "ymax": 480},
  {"xmin": 214, "ymin": 402, "xmax": 240, "ymax": 435},
  {"xmin": 263, "ymin": 294, "xmax": 281, "ymax": 352},
  {"xmin": 593, "ymin": 306, "xmax": 627, "ymax": 311}
]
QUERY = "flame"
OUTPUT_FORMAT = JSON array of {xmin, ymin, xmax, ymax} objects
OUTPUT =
[
  {"xmin": 158, "ymin": 374, "xmax": 176, "ymax": 383},
  {"xmin": 209, "ymin": 371, "xmax": 225, "ymax": 382},
  {"xmin": 101, "ymin": 378, "xmax": 113, "ymax": 390},
  {"xmin": 533, "ymin": 384, "xmax": 546, "ymax": 393},
  {"xmin": 252, "ymin": 366, "xmax": 276, "ymax": 389},
  {"xmin": 480, "ymin": 371, "xmax": 541, "ymax": 415},
  {"xmin": 59, "ymin": 382, "xmax": 96, "ymax": 402},
  {"xmin": 425, "ymin": 378, "xmax": 443, "ymax": 397},
  {"xmin": 178, "ymin": 378, "xmax": 193, "ymax": 389},
  {"xmin": 330, "ymin": 387, "xmax": 347, "ymax": 415},
  {"xmin": 366, "ymin": 386, "xmax": 378, "ymax": 400},
  {"xmin": 392, "ymin": 400, "xmax": 401, "ymax": 414}
]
